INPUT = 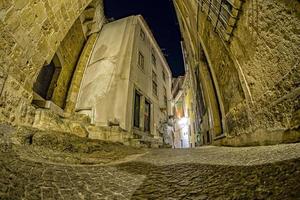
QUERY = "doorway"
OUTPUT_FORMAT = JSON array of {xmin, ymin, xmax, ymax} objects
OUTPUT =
[
  {"xmin": 134, "ymin": 90, "xmax": 141, "ymax": 128},
  {"xmin": 33, "ymin": 54, "xmax": 61, "ymax": 101},
  {"xmin": 198, "ymin": 48, "xmax": 224, "ymax": 138},
  {"xmin": 144, "ymin": 100, "xmax": 151, "ymax": 132}
]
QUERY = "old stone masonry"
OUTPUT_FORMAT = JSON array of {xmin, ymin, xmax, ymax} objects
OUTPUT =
[
  {"xmin": 1, "ymin": 124, "xmax": 300, "ymax": 200},
  {"xmin": 0, "ymin": 0, "xmax": 300, "ymax": 199}
]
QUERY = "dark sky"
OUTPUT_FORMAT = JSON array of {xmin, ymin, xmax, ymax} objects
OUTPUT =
[{"xmin": 103, "ymin": 0, "xmax": 185, "ymax": 77}]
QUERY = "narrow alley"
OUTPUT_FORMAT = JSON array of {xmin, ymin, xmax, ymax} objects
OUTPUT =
[{"xmin": 0, "ymin": 0, "xmax": 299, "ymax": 199}]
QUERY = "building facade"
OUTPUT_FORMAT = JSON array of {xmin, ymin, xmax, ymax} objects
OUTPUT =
[
  {"xmin": 172, "ymin": 76, "xmax": 189, "ymax": 148},
  {"xmin": 172, "ymin": 76, "xmax": 197, "ymax": 148},
  {"xmin": 76, "ymin": 15, "xmax": 173, "ymax": 144},
  {"xmin": 173, "ymin": 0, "xmax": 300, "ymax": 146},
  {"xmin": 0, "ymin": 0, "xmax": 172, "ymax": 147},
  {"xmin": 0, "ymin": 0, "xmax": 106, "ymax": 129}
]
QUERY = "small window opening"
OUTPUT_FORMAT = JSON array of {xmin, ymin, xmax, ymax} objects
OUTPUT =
[{"xmin": 33, "ymin": 54, "xmax": 61, "ymax": 101}]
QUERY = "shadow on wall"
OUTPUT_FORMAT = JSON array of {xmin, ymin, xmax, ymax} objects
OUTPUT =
[{"xmin": 115, "ymin": 159, "xmax": 300, "ymax": 199}]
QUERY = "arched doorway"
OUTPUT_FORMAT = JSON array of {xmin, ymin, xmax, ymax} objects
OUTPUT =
[
  {"xmin": 196, "ymin": 48, "xmax": 224, "ymax": 142},
  {"xmin": 33, "ymin": 54, "xmax": 61, "ymax": 101}
]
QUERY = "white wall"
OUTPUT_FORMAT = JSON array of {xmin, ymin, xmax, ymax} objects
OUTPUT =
[
  {"xmin": 128, "ymin": 16, "xmax": 172, "ymax": 137},
  {"xmin": 76, "ymin": 17, "xmax": 134, "ymax": 130},
  {"xmin": 77, "ymin": 15, "xmax": 172, "ymax": 137}
]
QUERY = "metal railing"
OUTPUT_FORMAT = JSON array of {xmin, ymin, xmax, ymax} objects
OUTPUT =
[{"xmin": 196, "ymin": 0, "xmax": 243, "ymax": 42}]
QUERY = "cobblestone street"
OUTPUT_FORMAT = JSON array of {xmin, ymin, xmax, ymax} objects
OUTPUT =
[
  {"xmin": 1, "ymin": 126, "xmax": 300, "ymax": 200},
  {"xmin": 0, "ymin": 0, "xmax": 299, "ymax": 199}
]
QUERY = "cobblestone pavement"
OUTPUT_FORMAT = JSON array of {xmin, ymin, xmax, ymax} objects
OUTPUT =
[{"xmin": 1, "ymin": 125, "xmax": 300, "ymax": 199}]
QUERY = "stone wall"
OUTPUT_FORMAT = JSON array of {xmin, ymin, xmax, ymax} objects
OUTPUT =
[
  {"xmin": 223, "ymin": 0, "xmax": 300, "ymax": 142},
  {"xmin": 0, "ymin": 0, "xmax": 104, "ymax": 126},
  {"xmin": 174, "ymin": 0, "xmax": 300, "ymax": 145},
  {"xmin": 0, "ymin": 1, "xmax": 164, "ymax": 148},
  {"xmin": 51, "ymin": 18, "xmax": 86, "ymax": 108},
  {"xmin": 65, "ymin": 33, "xmax": 98, "ymax": 114}
]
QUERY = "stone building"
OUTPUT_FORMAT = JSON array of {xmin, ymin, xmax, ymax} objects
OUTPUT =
[
  {"xmin": 172, "ymin": 74, "xmax": 199, "ymax": 148},
  {"xmin": 0, "ymin": 0, "xmax": 105, "ymax": 126},
  {"xmin": 172, "ymin": 76, "xmax": 190, "ymax": 148},
  {"xmin": 173, "ymin": 0, "xmax": 300, "ymax": 146},
  {"xmin": 1, "ymin": 0, "xmax": 298, "ymax": 148},
  {"xmin": 0, "ymin": 1, "xmax": 172, "ymax": 146},
  {"xmin": 76, "ymin": 15, "xmax": 173, "ymax": 144}
]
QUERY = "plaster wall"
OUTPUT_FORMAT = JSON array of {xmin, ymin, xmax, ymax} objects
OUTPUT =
[
  {"xmin": 76, "ymin": 17, "xmax": 133, "ymax": 130},
  {"xmin": 129, "ymin": 17, "xmax": 172, "ymax": 137},
  {"xmin": 76, "ymin": 16, "xmax": 173, "ymax": 138}
]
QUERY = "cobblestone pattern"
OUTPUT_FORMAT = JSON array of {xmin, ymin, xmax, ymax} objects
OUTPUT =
[
  {"xmin": 0, "ymin": 152, "xmax": 145, "ymax": 200},
  {"xmin": 1, "ymin": 124, "xmax": 300, "ymax": 199},
  {"xmin": 119, "ymin": 159, "xmax": 300, "ymax": 200},
  {"xmin": 1, "ymin": 141, "xmax": 300, "ymax": 199},
  {"xmin": 136, "ymin": 144, "xmax": 300, "ymax": 166}
]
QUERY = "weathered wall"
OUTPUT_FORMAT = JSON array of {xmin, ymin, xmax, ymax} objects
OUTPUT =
[
  {"xmin": 76, "ymin": 17, "xmax": 133, "ymax": 129},
  {"xmin": 129, "ymin": 16, "xmax": 173, "ymax": 138},
  {"xmin": 65, "ymin": 33, "xmax": 98, "ymax": 114},
  {"xmin": 0, "ymin": 0, "xmax": 104, "ymax": 125},
  {"xmin": 174, "ymin": 0, "xmax": 300, "ymax": 145},
  {"xmin": 195, "ymin": 2, "xmax": 246, "ymax": 132},
  {"xmin": 76, "ymin": 15, "xmax": 173, "ymax": 140},
  {"xmin": 173, "ymin": 1, "xmax": 226, "ymax": 144},
  {"xmin": 223, "ymin": 0, "xmax": 300, "ymax": 143},
  {"xmin": 51, "ymin": 18, "xmax": 86, "ymax": 108}
]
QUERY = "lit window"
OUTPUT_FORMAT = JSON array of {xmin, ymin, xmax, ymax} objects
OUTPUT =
[{"xmin": 138, "ymin": 51, "xmax": 144, "ymax": 69}]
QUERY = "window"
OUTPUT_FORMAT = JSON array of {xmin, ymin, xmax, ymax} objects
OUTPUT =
[
  {"xmin": 138, "ymin": 51, "xmax": 144, "ymax": 69},
  {"xmin": 134, "ymin": 91, "xmax": 141, "ymax": 128},
  {"xmin": 144, "ymin": 100, "xmax": 151, "ymax": 132},
  {"xmin": 152, "ymin": 70, "xmax": 157, "ymax": 82},
  {"xmin": 152, "ymin": 70, "xmax": 158, "ymax": 97},
  {"xmin": 162, "ymin": 70, "xmax": 166, "ymax": 82},
  {"xmin": 152, "ymin": 81, "xmax": 158, "ymax": 97},
  {"xmin": 151, "ymin": 53, "xmax": 156, "ymax": 66},
  {"xmin": 164, "ymin": 96, "xmax": 167, "ymax": 107},
  {"xmin": 140, "ymin": 29, "xmax": 145, "ymax": 41},
  {"xmin": 199, "ymin": 0, "xmax": 242, "ymax": 42},
  {"xmin": 33, "ymin": 54, "xmax": 61, "ymax": 101},
  {"xmin": 164, "ymin": 87, "xmax": 167, "ymax": 107}
]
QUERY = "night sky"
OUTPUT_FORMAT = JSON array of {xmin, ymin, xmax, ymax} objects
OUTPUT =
[{"xmin": 103, "ymin": 0, "xmax": 185, "ymax": 77}]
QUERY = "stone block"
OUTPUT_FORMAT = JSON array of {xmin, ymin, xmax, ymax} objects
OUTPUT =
[
  {"xmin": 0, "ymin": 0, "xmax": 12, "ymax": 10},
  {"xmin": 0, "ymin": 71, "xmax": 7, "ymax": 96},
  {"xmin": 69, "ymin": 123, "xmax": 89, "ymax": 138},
  {"xmin": 14, "ymin": 0, "xmax": 29, "ymax": 10},
  {"xmin": 0, "ymin": 0, "xmax": 106, "ymax": 134},
  {"xmin": 33, "ymin": 2, "xmax": 47, "ymax": 25},
  {"xmin": 19, "ymin": 6, "xmax": 35, "ymax": 28}
]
